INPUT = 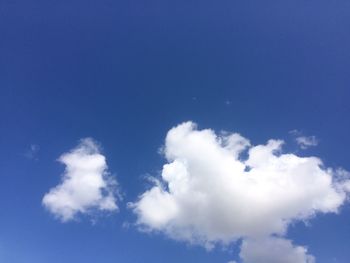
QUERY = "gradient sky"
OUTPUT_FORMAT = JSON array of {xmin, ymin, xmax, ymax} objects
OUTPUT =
[{"xmin": 1, "ymin": 0, "xmax": 350, "ymax": 262}]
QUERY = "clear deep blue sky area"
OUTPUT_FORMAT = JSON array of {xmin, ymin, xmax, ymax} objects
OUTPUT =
[{"xmin": 1, "ymin": 1, "xmax": 350, "ymax": 263}]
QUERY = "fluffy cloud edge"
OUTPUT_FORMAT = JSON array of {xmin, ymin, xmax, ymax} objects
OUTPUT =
[{"xmin": 239, "ymin": 236, "xmax": 315, "ymax": 263}]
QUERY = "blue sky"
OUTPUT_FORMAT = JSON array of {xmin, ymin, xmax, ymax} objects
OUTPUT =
[{"xmin": 1, "ymin": 0, "xmax": 350, "ymax": 262}]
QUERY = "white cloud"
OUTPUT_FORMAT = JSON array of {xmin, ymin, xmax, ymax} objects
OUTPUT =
[
  {"xmin": 131, "ymin": 121, "xmax": 349, "ymax": 248},
  {"xmin": 296, "ymin": 136, "xmax": 318, "ymax": 149},
  {"xmin": 239, "ymin": 236, "xmax": 315, "ymax": 263},
  {"xmin": 42, "ymin": 138, "xmax": 118, "ymax": 222}
]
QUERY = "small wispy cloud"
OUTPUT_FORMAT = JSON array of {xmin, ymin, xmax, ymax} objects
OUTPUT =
[
  {"xmin": 289, "ymin": 130, "xmax": 318, "ymax": 149},
  {"xmin": 24, "ymin": 144, "xmax": 40, "ymax": 160},
  {"xmin": 225, "ymin": 100, "xmax": 232, "ymax": 106},
  {"xmin": 296, "ymin": 136, "xmax": 318, "ymax": 149}
]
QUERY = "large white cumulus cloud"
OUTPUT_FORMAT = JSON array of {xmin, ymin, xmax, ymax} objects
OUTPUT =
[
  {"xmin": 43, "ymin": 138, "xmax": 118, "ymax": 222},
  {"xmin": 132, "ymin": 121, "xmax": 350, "ymax": 248}
]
